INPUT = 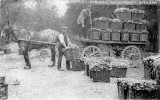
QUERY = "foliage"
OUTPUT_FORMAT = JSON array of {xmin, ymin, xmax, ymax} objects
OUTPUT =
[{"xmin": 0, "ymin": 0, "xmax": 63, "ymax": 32}]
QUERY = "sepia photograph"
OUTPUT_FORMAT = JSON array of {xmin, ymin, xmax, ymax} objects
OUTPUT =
[{"xmin": 0, "ymin": 0, "xmax": 160, "ymax": 99}]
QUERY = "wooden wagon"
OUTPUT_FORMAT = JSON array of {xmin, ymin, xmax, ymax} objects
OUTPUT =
[{"xmin": 70, "ymin": 0, "xmax": 159, "ymax": 68}]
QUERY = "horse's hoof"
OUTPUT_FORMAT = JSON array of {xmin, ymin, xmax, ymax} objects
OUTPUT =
[{"xmin": 24, "ymin": 67, "xmax": 31, "ymax": 69}]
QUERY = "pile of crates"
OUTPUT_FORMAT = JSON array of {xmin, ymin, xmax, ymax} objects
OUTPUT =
[
  {"xmin": 117, "ymin": 78, "xmax": 160, "ymax": 99},
  {"xmin": 89, "ymin": 8, "xmax": 148, "ymax": 43},
  {"xmin": 0, "ymin": 76, "xmax": 8, "ymax": 100}
]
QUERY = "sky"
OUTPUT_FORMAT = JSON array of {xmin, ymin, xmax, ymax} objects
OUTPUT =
[{"xmin": 23, "ymin": 0, "xmax": 68, "ymax": 17}]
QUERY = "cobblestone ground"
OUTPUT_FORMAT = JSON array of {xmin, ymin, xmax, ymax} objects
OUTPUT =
[{"xmin": 0, "ymin": 43, "xmax": 144, "ymax": 100}]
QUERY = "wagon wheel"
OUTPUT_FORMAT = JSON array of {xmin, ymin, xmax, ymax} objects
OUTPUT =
[
  {"xmin": 121, "ymin": 45, "xmax": 142, "ymax": 67},
  {"xmin": 97, "ymin": 44, "xmax": 110, "ymax": 56},
  {"xmin": 81, "ymin": 46, "xmax": 102, "ymax": 58}
]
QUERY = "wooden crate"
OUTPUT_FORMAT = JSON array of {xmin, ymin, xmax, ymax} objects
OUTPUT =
[
  {"xmin": 136, "ymin": 23, "xmax": 147, "ymax": 31},
  {"xmin": 110, "ymin": 67, "xmax": 127, "ymax": 78},
  {"xmin": 110, "ymin": 19, "xmax": 123, "ymax": 31},
  {"xmin": 111, "ymin": 31, "xmax": 121, "ymax": 41},
  {"xmin": 121, "ymin": 31, "xmax": 129, "ymax": 41},
  {"xmin": 0, "ymin": 77, "xmax": 5, "ymax": 85},
  {"xmin": 130, "ymin": 32, "xmax": 139, "ymax": 42},
  {"xmin": 94, "ymin": 19, "xmax": 110, "ymax": 29},
  {"xmin": 123, "ymin": 22, "xmax": 135, "ymax": 31},
  {"xmin": 4, "ymin": 49, "xmax": 11, "ymax": 54},
  {"xmin": 0, "ymin": 84, "xmax": 8, "ymax": 100},
  {"xmin": 71, "ymin": 60, "xmax": 85, "ymax": 71},
  {"xmin": 88, "ymin": 28, "xmax": 101, "ymax": 40},
  {"xmin": 139, "ymin": 31, "xmax": 148, "ymax": 42},
  {"xmin": 64, "ymin": 49, "xmax": 80, "ymax": 61},
  {"xmin": 101, "ymin": 30, "xmax": 111, "ymax": 41},
  {"xmin": 91, "ymin": 69, "xmax": 110, "ymax": 83},
  {"xmin": 131, "ymin": 9, "xmax": 144, "ymax": 21},
  {"xmin": 117, "ymin": 82, "xmax": 129, "ymax": 99}
]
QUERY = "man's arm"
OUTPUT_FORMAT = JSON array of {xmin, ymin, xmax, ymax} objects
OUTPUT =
[{"xmin": 59, "ymin": 34, "xmax": 67, "ymax": 48}]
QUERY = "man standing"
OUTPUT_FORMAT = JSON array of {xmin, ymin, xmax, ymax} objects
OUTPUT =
[
  {"xmin": 57, "ymin": 27, "xmax": 72, "ymax": 71},
  {"xmin": 77, "ymin": 5, "xmax": 92, "ymax": 38}
]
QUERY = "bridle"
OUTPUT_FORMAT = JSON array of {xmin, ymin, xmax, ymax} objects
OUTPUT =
[{"xmin": 1, "ymin": 26, "xmax": 18, "ymax": 42}]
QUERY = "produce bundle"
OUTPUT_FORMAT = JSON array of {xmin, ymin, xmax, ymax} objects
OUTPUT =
[{"xmin": 117, "ymin": 78, "xmax": 158, "ymax": 91}]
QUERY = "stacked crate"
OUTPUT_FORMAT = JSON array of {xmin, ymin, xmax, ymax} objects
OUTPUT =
[{"xmin": 114, "ymin": 8, "xmax": 148, "ymax": 42}]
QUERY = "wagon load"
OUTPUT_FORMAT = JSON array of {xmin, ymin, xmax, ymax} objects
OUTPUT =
[
  {"xmin": 130, "ymin": 9, "xmax": 145, "ymax": 21},
  {"xmin": 110, "ymin": 19, "xmax": 123, "ymax": 31},
  {"xmin": 114, "ymin": 8, "xmax": 131, "ymax": 21},
  {"xmin": 135, "ymin": 20, "xmax": 148, "ymax": 31},
  {"xmin": 88, "ymin": 28, "xmax": 101, "ymax": 40},
  {"xmin": 94, "ymin": 17, "xmax": 110, "ymax": 29},
  {"xmin": 123, "ymin": 20, "xmax": 136, "ymax": 31},
  {"xmin": 101, "ymin": 29, "xmax": 112, "ymax": 41}
]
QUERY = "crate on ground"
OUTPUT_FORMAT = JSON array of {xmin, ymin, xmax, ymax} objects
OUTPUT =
[
  {"xmin": 117, "ymin": 81, "xmax": 129, "ymax": 99},
  {"xmin": 143, "ymin": 59, "xmax": 158, "ymax": 80},
  {"xmin": 139, "ymin": 30, "xmax": 149, "ymax": 42},
  {"xmin": 64, "ymin": 48, "xmax": 80, "ymax": 61},
  {"xmin": 94, "ymin": 17, "xmax": 110, "ymax": 29},
  {"xmin": 110, "ymin": 59, "xmax": 129, "ymax": 78},
  {"xmin": 130, "ymin": 31, "xmax": 139, "ymax": 42},
  {"xmin": 131, "ymin": 9, "xmax": 145, "ymax": 21},
  {"xmin": 71, "ymin": 59, "xmax": 85, "ymax": 71},
  {"xmin": 117, "ymin": 78, "xmax": 159, "ymax": 99},
  {"xmin": 123, "ymin": 21, "xmax": 136, "ymax": 31},
  {"xmin": 4, "ymin": 48, "xmax": 11, "ymax": 54},
  {"xmin": 101, "ymin": 29, "xmax": 112, "ymax": 41},
  {"xmin": 0, "ymin": 84, "xmax": 8, "ymax": 100},
  {"xmin": 135, "ymin": 21, "xmax": 147, "ymax": 31},
  {"xmin": 121, "ymin": 30, "xmax": 130, "ymax": 41},
  {"xmin": 111, "ymin": 30, "xmax": 121, "ymax": 41},
  {"xmin": 114, "ymin": 8, "xmax": 131, "ymax": 21},
  {"xmin": 110, "ymin": 19, "xmax": 123, "ymax": 31},
  {"xmin": 0, "ymin": 77, "xmax": 5, "ymax": 85},
  {"xmin": 91, "ymin": 68, "xmax": 110, "ymax": 83},
  {"xmin": 88, "ymin": 28, "xmax": 101, "ymax": 40}
]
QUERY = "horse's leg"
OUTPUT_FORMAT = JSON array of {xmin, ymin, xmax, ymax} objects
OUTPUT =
[
  {"xmin": 23, "ymin": 49, "xmax": 31, "ymax": 69},
  {"xmin": 48, "ymin": 45, "xmax": 56, "ymax": 67},
  {"xmin": 18, "ymin": 41, "xmax": 31, "ymax": 69}
]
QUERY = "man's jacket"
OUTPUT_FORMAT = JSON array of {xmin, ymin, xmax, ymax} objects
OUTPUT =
[{"xmin": 77, "ymin": 9, "xmax": 91, "ymax": 25}]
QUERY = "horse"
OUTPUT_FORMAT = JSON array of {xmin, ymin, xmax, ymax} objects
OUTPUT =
[{"xmin": 1, "ymin": 24, "xmax": 60, "ymax": 69}]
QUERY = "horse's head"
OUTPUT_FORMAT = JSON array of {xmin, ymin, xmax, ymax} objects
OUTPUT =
[{"xmin": 1, "ymin": 24, "xmax": 22, "ymax": 42}]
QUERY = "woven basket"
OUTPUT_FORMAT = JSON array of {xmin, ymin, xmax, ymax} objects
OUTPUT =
[
  {"xmin": 91, "ymin": 69, "xmax": 110, "ymax": 83},
  {"xmin": 117, "ymin": 82, "xmax": 129, "ymax": 99},
  {"xmin": 88, "ymin": 28, "xmax": 101, "ymax": 40},
  {"xmin": 101, "ymin": 30, "xmax": 111, "ymax": 41},
  {"xmin": 111, "ymin": 31, "xmax": 121, "ymax": 41},
  {"xmin": 123, "ymin": 22, "xmax": 136, "ymax": 31},
  {"xmin": 0, "ymin": 84, "xmax": 8, "ymax": 99},
  {"xmin": 110, "ymin": 67, "xmax": 127, "ymax": 78},
  {"xmin": 121, "ymin": 31, "xmax": 129, "ymax": 41},
  {"xmin": 110, "ymin": 20, "xmax": 123, "ymax": 31},
  {"xmin": 64, "ymin": 49, "xmax": 80, "ymax": 61},
  {"xmin": 139, "ymin": 31, "xmax": 148, "ymax": 42},
  {"xmin": 136, "ymin": 24, "xmax": 147, "ymax": 31},
  {"xmin": 130, "ymin": 32, "xmax": 139, "ymax": 42},
  {"xmin": 116, "ymin": 11, "xmax": 131, "ymax": 21},
  {"xmin": 71, "ymin": 60, "xmax": 85, "ymax": 71},
  {"xmin": 94, "ymin": 20, "xmax": 110, "ymax": 29}
]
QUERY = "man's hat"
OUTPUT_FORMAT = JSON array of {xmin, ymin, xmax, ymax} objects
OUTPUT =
[{"xmin": 87, "ymin": 5, "xmax": 92, "ymax": 9}]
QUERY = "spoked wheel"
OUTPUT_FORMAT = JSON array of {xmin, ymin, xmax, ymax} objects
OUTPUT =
[
  {"xmin": 97, "ymin": 44, "xmax": 110, "ymax": 56},
  {"xmin": 121, "ymin": 45, "xmax": 142, "ymax": 67},
  {"xmin": 81, "ymin": 46, "xmax": 102, "ymax": 58}
]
